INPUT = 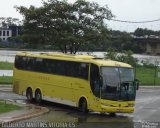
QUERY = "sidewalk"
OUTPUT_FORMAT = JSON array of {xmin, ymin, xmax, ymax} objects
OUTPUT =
[
  {"xmin": 0, "ymin": 85, "xmax": 49, "ymax": 124},
  {"xmin": 0, "ymin": 85, "xmax": 12, "ymax": 92},
  {"xmin": 0, "ymin": 100, "xmax": 49, "ymax": 123}
]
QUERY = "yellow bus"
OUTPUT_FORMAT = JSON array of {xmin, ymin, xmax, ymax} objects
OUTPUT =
[{"xmin": 13, "ymin": 52, "xmax": 139, "ymax": 113}]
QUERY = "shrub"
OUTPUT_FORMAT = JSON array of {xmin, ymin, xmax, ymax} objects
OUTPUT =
[{"xmin": 105, "ymin": 49, "xmax": 138, "ymax": 66}]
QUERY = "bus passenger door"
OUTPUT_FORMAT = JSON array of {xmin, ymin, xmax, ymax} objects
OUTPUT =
[
  {"xmin": 90, "ymin": 64, "xmax": 101, "ymax": 98},
  {"xmin": 90, "ymin": 64, "xmax": 101, "ymax": 108}
]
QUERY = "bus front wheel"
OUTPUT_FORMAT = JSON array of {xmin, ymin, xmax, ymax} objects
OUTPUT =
[
  {"xmin": 79, "ymin": 98, "xmax": 88, "ymax": 113},
  {"xmin": 26, "ymin": 88, "xmax": 33, "ymax": 102},
  {"xmin": 35, "ymin": 89, "xmax": 42, "ymax": 104}
]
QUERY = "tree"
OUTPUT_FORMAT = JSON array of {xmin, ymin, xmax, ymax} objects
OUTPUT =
[
  {"xmin": 109, "ymin": 30, "xmax": 134, "ymax": 52},
  {"xmin": 16, "ymin": 0, "xmax": 113, "ymax": 53},
  {"xmin": 134, "ymin": 28, "xmax": 156, "ymax": 37},
  {"xmin": 0, "ymin": 17, "xmax": 21, "ymax": 27},
  {"xmin": 7, "ymin": 36, "xmax": 23, "ymax": 43},
  {"xmin": 105, "ymin": 49, "xmax": 138, "ymax": 66}
]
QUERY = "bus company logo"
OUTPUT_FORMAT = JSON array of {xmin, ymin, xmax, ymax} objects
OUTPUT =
[{"xmin": 38, "ymin": 76, "xmax": 50, "ymax": 81}]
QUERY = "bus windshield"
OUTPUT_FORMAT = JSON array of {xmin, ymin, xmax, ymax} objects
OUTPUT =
[{"xmin": 101, "ymin": 67, "xmax": 136, "ymax": 101}]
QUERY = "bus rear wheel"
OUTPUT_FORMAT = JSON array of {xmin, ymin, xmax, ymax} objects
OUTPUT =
[
  {"xmin": 35, "ymin": 89, "xmax": 42, "ymax": 104},
  {"xmin": 79, "ymin": 98, "xmax": 88, "ymax": 113},
  {"xmin": 26, "ymin": 88, "xmax": 33, "ymax": 102}
]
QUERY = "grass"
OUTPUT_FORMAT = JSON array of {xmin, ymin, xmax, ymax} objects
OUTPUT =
[
  {"xmin": 0, "ymin": 62, "xmax": 13, "ymax": 70},
  {"xmin": 136, "ymin": 66, "xmax": 160, "ymax": 85},
  {"xmin": 0, "ymin": 76, "xmax": 13, "ymax": 84},
  {"xmin": 0, "ymin": 62, "xmax": 13, "ymax": 84},
  {"xmin": 0, "ymin": 101, "xmax": 21, "ymax": 113}
]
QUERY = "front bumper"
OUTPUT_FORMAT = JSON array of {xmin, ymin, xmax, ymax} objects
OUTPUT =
[{"xmin": 99, "ymin": 105, "xmax": 134, "ymax": 113}]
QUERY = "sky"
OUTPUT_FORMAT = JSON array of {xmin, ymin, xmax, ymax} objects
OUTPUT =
[{"xmin": 0, "ymin": 0, "xmax": 160, "ymax": 32}]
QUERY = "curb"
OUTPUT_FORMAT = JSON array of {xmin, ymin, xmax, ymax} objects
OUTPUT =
[
  {"xmin": 140, "ymin": 86, "xmax": 160, "ymax": 89},
  {"xmin": 0, "ymin": 100, "xmax": 49, "ymax": 124},
  {"xmin": 0, "ymin": 88, "xmax": 12, "ymax": 92},
  {"xmin": 0, "ymin": 106, "xmax": 49, "ymax": 123},
  {"xmin": 0, "ymin": 85, "xmax": 12, "ymax": 87}
]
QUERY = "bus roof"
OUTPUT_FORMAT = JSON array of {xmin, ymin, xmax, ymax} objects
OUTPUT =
[{"xmin": 16, "ymin": 52, "xmax": 132, "ymax": 68}]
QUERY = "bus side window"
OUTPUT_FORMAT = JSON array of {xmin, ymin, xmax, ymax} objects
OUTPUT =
[
  {"xmin": 79, "ymin": 63, "xmax": 89, "ymax": 80},
  {"xmin": 66, "ymin": 61, "xmax": 75, "ymax": 77},
  {"xmin": 21, "ymin": 57, "xmax": 27, "ymax": 70},
  {"xmin": 46, "ymin": 59, "xmax": 56, "ymax": 74},
  {"xmin": 15, "ymin": 56, "xmax": 23, "ymax": 69},
  {"xmin": 35, "ymin": 58, "xmax": 43, "ymax": 72},
  {"xmin": 55, "ymin": 60, "xmax": 66, "ymax": 75},
  {"xmin": 26, "ymin": 57, "xmax": 35, "ymax": 71}
]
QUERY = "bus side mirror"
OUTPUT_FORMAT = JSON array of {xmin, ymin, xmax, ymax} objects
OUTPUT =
[{"xmin": 135, "ymin": 79, "xmax": 139, "ymax": 90}]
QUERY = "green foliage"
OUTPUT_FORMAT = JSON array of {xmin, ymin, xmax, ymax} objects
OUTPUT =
[
  {"xmin": 105, "ymin": 48, "xmax": 118, "ymax": 60},
  {"xmin": 7, "ymin": 36, "xmax": 23, "ymax": 43},
  {"xmin": 105, "ymin": 50, "xmax": 160, "ymax": 85},
  {"xmin": 134, "ymin": 28, "xmax": 160, "ymax": 37},
  {"xmin": 107, "ymin": 30, "xmax": 140, "ymax": 53},
  {"xmin": 16, "ymin": 0, "xmax": 113, "ymax": 53},
  {"xmin": 0, "ymin": 17, "xmax": 21, "ymax": 27},
  {"xmin": 105, "ymin": 49, "xmax": 138, "ymax": 66},
  {"xmin": 117, "ymin": 51, "xmax": 138, "ymax": 66}
]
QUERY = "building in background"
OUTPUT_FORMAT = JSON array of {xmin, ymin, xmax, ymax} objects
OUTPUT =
[
  {"xmin": 134, "ymin": 37, "xmax": 160, "ymax": 55},
  {"xmin": 0, "ymin": 26, "xmax": 22, "ymax": 41},
  {"xmin": 0, "ymin": 28, "xmax": 12, "ymax": 41},
  {"xmin": 9, "ymin": 25, "xmax": 22, "ymax": 37}
]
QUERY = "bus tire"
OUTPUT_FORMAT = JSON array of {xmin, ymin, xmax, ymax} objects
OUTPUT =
[
  {"xmin": 35, "ymin": 89, "xmax": 42, "ymax": 104},
  {"xmin": 79, "ymin": 98, "xmax": 88, "ymax": 113},
  {"xmin": 26, "ymin": 88, "xmax": 33, "ymax": 102}
]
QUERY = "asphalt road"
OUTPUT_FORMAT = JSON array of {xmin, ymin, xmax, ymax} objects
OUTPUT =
[{"xmin": 1, "ymin": 86, "xmax": 160, "ymax": 128}]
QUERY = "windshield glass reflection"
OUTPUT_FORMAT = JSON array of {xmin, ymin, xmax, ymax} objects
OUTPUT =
[{"xmin": 101, "ymin": 67, "xmax": 136, "ymax": 101}]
